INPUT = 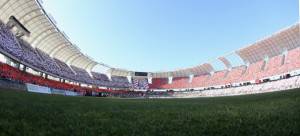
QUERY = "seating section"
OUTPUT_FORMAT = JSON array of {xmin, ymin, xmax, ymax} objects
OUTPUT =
[
  {"xmin": 284, "ymin": 48, "xmax": 300, "ymax": 72},
  {"xmin": 241, "ymin": 60, "xmax": 264, "ymax": 81},
  {"xmin": 173, "ymin": 76, "xmax": 300, "ymax": 98},
  {"xmin": 0, "ymin": 62, "xmax": 134, "ymax": 94},
  {"xmin": 150, "ymin": 49, "xmax": 300, "ymax": 89},
  {"xmin": 1, "ymin": 21, "xmax": 300, "ymax": 91},
  {"xmin": 150, "ymin": 77, "xmax": 190, "ymax": 89},
  {"xmin": 36, "ymin": 49, "xmax": 62, "ymax": 76},
  {"xmin": 71, "ymin": 66, "xmax": 94, "ymax": 84},
  {"xmin": 132, "ymin": 78, "xmax": 149, "ymax": 90},
  {"xmin": 108, "ymin": 76, "xmax": 131, "ymax": 88},
  {"xmin": 111, "ymin": 76, "xmax": 129, "ymax": 83},
  {"xmin": 191, "ymin": 74, "xmax": 210, "ymax": 88},
  {"xmin": 223, "ymin": 66, "xmax": 246, "ymax": 84},
  {"xmin": 149, "ymin": 78, "xmax": 169, "ymax": 89},
  {"xmin": 258, "ymin": 55, "xmax": 284, "ymax": 78},
  {"xmin": 169, "ymin": 77, "xmax": 190, "ymax": 89},
  {"xmin": 54, "ymin": 59, "xmax": 76, "ymax": 80},
  {"xmin": 0, "ymin": 22, "xmax": 24, "ymax": 60},
  {"xmin": 18, "ymin": 39, "xmax": 45, "ymax": 71},
  {"xmin": 206, "ymin": 70, "xmax": 228, "ymax": 86},
  {"xmin": 92, "ymin": 72, "xmax": 109, "ymax": 81}
]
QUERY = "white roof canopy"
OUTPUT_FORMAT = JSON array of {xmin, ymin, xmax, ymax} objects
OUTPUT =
[{"xmin": 236, "ymin": 24, "xmax": 300, "ymax": 64}]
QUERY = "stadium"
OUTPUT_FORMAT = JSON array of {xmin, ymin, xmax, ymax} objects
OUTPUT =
[{"xmin": 0, "ymin": 0, "xmax": 299, "ymax": 135}]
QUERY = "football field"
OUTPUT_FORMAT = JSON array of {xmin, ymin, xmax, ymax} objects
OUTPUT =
[{"xmin": 0, "ymin": 89, "xmax": 299, "ymax": 136}]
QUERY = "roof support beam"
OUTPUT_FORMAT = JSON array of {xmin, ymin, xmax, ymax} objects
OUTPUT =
[
  {"xmin": 218, "ymin": 57, "xmax": 232, "ymax": 70},
  {"xmin": 0, "ymin": 0, "xmax": 19, "ymax": 13},
  {"xmin": 13, "ymin": 0, "xmax": 36, "ymax": 19},
  {"xmin": 86, "ymin": 62, "xmax": 98, "ymax": 72},
  {"xmin": 77, "ymin": 58, "xmax": 90, "ymax": 69},
  {"xmin": 66, "ymin": 53, "xmax": 81, "ymax": 65},
  {"xmin": 84, "ymin": 61, "xmax": 95, "ymax": 70},
  {"xmin": 23, "ymin": 14, "xmax": 43, "ymax": 26},
  {"xmin": 0, "ymin": 0, "xmax": 20, "ymax": 21},
  {"xmin": 19, "ymin": 8, "xmax": 40, "ymax": 22},
  {"xmin": 30, "ymin": 27, "xmax": 55, "ymax": 45},
  {"xmin": 38, "ymin": 34, "xmax": 64, "ymax": 50},
  {"xmin": 26, "ymin": 19, "xmax": 50, "ymax": 33},
  {"xmin": 69, "ymin": 54, "xmax": 83, "ymax": 66},
  {"xmin": 50, "ymin": 43, "xmax": 71, "ymax": 57},
  {"xmin": 47, "ymin": 41, "xmax": 69, "ymax": 53},
  {"xmin": 33, "ymin": 31, "xmax": 58, "ymax": 47},
  {"xmin": 53, "ymin": 47, "xmax": 78, "ymax": 59},
  {"xmin": 0, "ymin": 0, "xmax": 9, "ymax": 10}
]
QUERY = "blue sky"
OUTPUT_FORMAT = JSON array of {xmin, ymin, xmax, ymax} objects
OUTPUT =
[{"xmin": 42, "ymin": 0, "xmax": 299, "ymax": 72}]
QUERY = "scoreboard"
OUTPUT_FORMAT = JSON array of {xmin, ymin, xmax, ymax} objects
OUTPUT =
[{"xmin": 134, "ymin": 72, "xmax": 148, "ymax": 77}]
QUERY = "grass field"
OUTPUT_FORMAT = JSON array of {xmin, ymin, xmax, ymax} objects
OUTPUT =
[{"xmin": 0, "ymin": 89, "xmax": 300, "ymax": 136}]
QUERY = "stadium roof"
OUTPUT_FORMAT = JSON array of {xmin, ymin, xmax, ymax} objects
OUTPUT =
[
  {"xmin": 0, "ymin": 0, "xmax": 100, "ymax": 71},
  {"xmin": 236, "ymin": 24, "xmax": 300, "ymax": 64},
  {"xmin": 0, "ymin": 0, "xmax": 299, "ymax": 78}
]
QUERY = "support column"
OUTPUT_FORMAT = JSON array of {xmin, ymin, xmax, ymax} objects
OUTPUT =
[{"xmin": 23, "ymin": 65, "xmax": 27, "ymax": 72}]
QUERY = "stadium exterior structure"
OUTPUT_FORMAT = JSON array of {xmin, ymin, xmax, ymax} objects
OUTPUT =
[{"xmin": 0, "ymin": 0, "xmax": 300, "ymax": 97}]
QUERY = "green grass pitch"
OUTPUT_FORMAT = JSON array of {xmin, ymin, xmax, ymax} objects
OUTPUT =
[{"xmin": 0, "ymin": 89, "xmax": 299, "ymax": 136}]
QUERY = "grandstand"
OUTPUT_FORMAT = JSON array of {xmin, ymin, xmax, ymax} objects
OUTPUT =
[
  {"xmin": 0, "ymin": 0, "xmax": 299, "ymax": 135},
  {"xmin": 0, "ymin": 0, "xmax": 299, "ymax": 98}
]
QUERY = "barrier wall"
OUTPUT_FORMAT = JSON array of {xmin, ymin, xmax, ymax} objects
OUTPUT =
[
  {"xmin": 26, "ymin": 83, "xmax": 51, "ymax": 94},
  {"xmin": 25, "ymin": 84, "xmax": 81, "ymax": 96},
  {"xmin": 51, "ymin": 88, "xmax": 66, "ymax": 95},
  {"xmin": 0, "ymin": 78, "xmax": 27, "ymax": 91},
  {"xmin": 0, "ymin": 69, "xmax": 83, "ymax": 96},
  {"xmin": 65, "ymin": 90, "xmax": 79, "ymax": 96}
]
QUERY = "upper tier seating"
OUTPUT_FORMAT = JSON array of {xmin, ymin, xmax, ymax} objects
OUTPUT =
[
  {"xmin": 149, "ymin": 78, "xmax": 169, "ymax": 89},
  {"xmin": 0, "ymin": 22, "xmax": 24, "ymax": 60},
  {"xmin": 92, "ymin": 72, "xmax": 109, "ymax": 81},
  {"xmin": 54, "ymin": 59, "xmax": 76, "ymax": 80},
  {"xmin": 36, "ymin": 49, "xmax": 62, "ymax": 76},
  {"xmin": 18, "ymin": 39, "xmax": 46, "ymax": 71},
  {"xmin": 191, "ymin": 74, "xmax": 210, "ymax": 88},
  {"xmin": 284, "ymin": 48, "xmax": 300, "ymax": 72},
  {"xmin": 111, "ymin": 76, "xmax": 129, "ymax": 83},
  {"xmin": 150, "ymin": 77, "xmax": 191, "ymax": 89},
  {"xmin": 132, "ymin": 78, "xmax": 149, "ymax": 89},
  {"xmin": 206, "ymin": 70, "xmax": 228, "ymax": 86},
  {"xmin": 91, "ymin": 72, "xmax": 120, "ymax": 87},
  {"xmin": 240, "ymin": 60, "xmax": 265, "ymax": 81},
  {"xmin": 169, "ymin": 77, "xmax": 190, "ymax": 89},
  {"xmin": 258, "ymin": 55, "xmax": 284, "ymax": 78},
  {"xmin": 223, "ymin": 66, "xmax": 246, "ymax": 84},
  {"xmin": 71, "ymin": 66, "xmax": 95, "ymax": 84},
  {"xmin": 1, "ymin": 22, "xmax": 72, "ymax": 79},
  {"xmin": 104, "ymin": 76, "xmax": 131, "ymax": 88}
]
